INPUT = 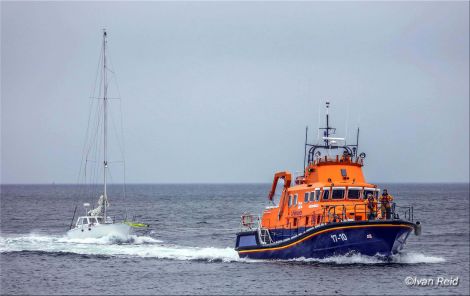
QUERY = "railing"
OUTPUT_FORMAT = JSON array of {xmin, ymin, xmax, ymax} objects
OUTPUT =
[
  {"xmin": 313, "ymin": 155, "xmax": 364, "ymax": 166},
  {"xmin": 239, "ymin": 212, "xmax": 260, "ymax": 231},
  {"xmin": 240, "ymin": 202, "xmax": 415, "ymax": 245},
  {"xmin": 322, "ymin": 202, "xmax": 414, "ymax": 224}
]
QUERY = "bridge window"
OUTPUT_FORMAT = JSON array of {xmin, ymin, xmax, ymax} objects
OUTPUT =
[
  {"xmin": 364, "ymin": 189, "xmax": 377, "ymax": 199},
  {"xmin": 293, "ymin": 194, "xmax": 298, "ymax": 205},
  {"xmin": 309, "ymin": 191, "xmax": 315, "ymax": 202},
  {"xmin": 304, "ymin": 192, "xmax": 310, "ymax": 203},
  {"xmin": 332, "ymin": 188, "xmax": 345, "ymax": 199},
  {"xmin": 315, "ymin": 189, "xmax": 321, "ymax": 201},
  {"xmin": 347, "ymin": 188, "xmax": 362, "ymax": 199},
  {"xmin": 322, "ymin": 189, "xmax": 330, "ymax": 200},
  {"xmin": 288, "ymin": 195, "xmax": 292, "ymax": 207}
]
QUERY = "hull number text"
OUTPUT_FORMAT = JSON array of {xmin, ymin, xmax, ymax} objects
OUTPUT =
[{"xmin": 330, "ymin": 233, "xmax": 348, "ymax": 243}]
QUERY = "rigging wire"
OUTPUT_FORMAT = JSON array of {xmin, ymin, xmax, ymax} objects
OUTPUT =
[
  {"xmin": 77, "ymin": 45, "xmax": 104, "ymax": 202},
  {"xmin": 108, "ymin": 51, "xmax": 128, "ymax": 206},
  {"xmin": 74, "ymin": 32, "xmax": 128, "ymax": 219}
]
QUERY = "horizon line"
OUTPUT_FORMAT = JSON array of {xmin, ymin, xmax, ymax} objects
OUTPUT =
[{"xmin": 1, "ymin": 181, "xmax": 469, "ymax": 186}]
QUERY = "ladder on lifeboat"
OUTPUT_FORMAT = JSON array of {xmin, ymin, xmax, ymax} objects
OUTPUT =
[{"xmin": 259, "ymin": 228, "xmax": 273, "ymax": 245}]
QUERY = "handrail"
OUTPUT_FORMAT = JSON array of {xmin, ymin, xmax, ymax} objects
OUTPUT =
[
  {"xmin": 239, "ymin": 212, "xmax": 260, "ymax": 231},
  {"xmin": 320, "ymin": 202, "xmax": 414, "ymax": 225},
  {"xmin": 240, "ymin": 202, "xmax": 416, "ymax": 244}
]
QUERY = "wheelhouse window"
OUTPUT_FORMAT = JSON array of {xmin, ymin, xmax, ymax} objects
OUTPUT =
[
  {"xmin": 364, "ymin": 188, "xmax": 377, "ymax": 199},
  {"xmin": 288, "ymin": 195, "xmax": 292, "ymax": 207},
  {"xmin": 304, "ymin": 192, "xmax": 309, "ymax": 203},
  {"xmin": 81, "ymin": 218, "xmax": 88, "ymax": 225},
  {"xmin": 332, "ymin": 187, "xmax": 345, "ymax": 200},
  {"xmin": 347, "ymin": 187, "xmax": 362, "ymax": 199},
  {"xmin": 293, "ymin": 194, "xmax": 298, "ymax": 205},
  {"xmin": 309, "ymin": 191, "xmax": 315, "ymax": 202},
  {"xmin": 315, "ymin": 189, "xmax": 321, "ymax": 201},
  {"xmin": 322, "ymin": 188, "xmax": 330, "ymax": 200}
]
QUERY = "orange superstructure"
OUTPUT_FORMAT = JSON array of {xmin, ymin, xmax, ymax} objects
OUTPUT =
[{"xmin": 260, "ymin": 103, "xmax": 381, "ymax": 231}]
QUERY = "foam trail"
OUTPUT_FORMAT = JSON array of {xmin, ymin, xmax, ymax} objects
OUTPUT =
[
  {"xmin": 288, "ymin": 252, "xmax": 445, "ymax": 264},
  {"xmin": 392, "ymin": 252, "xmax": 445, "ymax": 264},
  {"xmin": 0, "ymin": 234, "xmax": 444, "ymax": 264},
  {"xmin": 0, "ymin": 234, "xmax": 240, "ymax": 262}
]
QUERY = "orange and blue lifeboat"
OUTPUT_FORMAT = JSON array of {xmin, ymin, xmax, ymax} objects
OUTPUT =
[{"xmin": 235, "ymin": 102, "xmax": 421, "ymax": 260}]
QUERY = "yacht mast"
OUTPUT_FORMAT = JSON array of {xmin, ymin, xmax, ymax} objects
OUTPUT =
[{"xmin": 103, "ymin": 29, "xmax": 108, "ymax": 219}]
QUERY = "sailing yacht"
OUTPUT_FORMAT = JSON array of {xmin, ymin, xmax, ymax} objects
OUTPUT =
[{"xmin": 67, "ymin": 30, "xmax": 132, "ymax": 239}]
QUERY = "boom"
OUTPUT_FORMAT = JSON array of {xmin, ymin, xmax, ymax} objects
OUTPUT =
[{"xmin": 268, "ymin": 171, "xmax": 292, "ymax": 201}]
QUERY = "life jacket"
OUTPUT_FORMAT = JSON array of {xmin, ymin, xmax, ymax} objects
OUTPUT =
[{"xmin": 381, "ymin": 194, "xmax": 393, "ymax": 208}]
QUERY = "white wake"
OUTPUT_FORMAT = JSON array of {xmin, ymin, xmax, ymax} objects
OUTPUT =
[
  {"xmin": 0, "ymin": 234, "xmax": 444, "ymax": 264},
  {"xmin": 288, "ymin": 252, "xmax": 445, "ymax": 264},
  {"xmin": 0, "ymin": 233, "xmax": 239, "ymax": 262}
]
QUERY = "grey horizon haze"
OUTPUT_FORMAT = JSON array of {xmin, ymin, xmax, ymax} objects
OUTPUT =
[{"xmin": 1, "ymin": 1, "xmax": 469, "ymax": 184}]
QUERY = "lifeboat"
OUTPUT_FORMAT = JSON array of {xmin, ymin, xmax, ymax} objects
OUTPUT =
[{"xmin": 235, "ymin": 102, "xmax": 421, "ymax": 260}]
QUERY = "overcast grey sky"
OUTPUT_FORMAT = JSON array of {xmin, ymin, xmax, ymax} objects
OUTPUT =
[{"xmin": 1, "ymin": 1, "xmax": 469, "ymax": 184}]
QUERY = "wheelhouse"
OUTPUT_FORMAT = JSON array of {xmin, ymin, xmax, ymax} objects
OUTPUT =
[{"xmin": 75, "ymin": 216, "xmax": 105, "ymax": 227}]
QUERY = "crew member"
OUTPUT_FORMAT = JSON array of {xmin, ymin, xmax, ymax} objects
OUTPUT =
[
  {"xmin": 366, "ymin": 193, "xmax": 376, "ymax": 220},
  {"xmin": 341, "ymin": 151, "xmax": 350, "ymax": 162},
  {"xmin": 379, "ymin": 189, "xmax": 394, "ymax": 219}
]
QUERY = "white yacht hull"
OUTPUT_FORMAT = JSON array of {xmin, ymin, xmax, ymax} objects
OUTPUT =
[{"xmin": 67, "ymin": 223, "xmax": 132, "ymax": 239}]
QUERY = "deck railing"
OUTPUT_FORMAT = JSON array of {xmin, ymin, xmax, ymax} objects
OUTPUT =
[
  {"xmin": 322, "ymin": 202, "xmax": 414, "ymax": 224},
  {"xmin": 239, "ymin": 202, "xmax": 415, "ymax": 245}
]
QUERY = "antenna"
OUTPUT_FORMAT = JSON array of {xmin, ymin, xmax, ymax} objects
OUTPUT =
[
  {"xmin": 345, "ymin": 100, "xmax": 350, "ymax": 145},
  {"xmin": 325, "ymin": 101, "xmax": 329, "ymax": 146},
  {"xmin": 356, "ymin": 127, "xmax": 360, "ymax": 157},
  {"xmin": 303, "ymin": 126, "xmax": 308, "ymax": 174}
]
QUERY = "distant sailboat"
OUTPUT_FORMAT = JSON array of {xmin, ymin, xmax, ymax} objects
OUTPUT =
[{"xmin": 67, "ymin": 30, "xmax": 131, "ymax": 239}]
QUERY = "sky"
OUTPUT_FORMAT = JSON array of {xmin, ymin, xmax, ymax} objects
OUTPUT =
[{"xmin": 1, "ymin": 1, "xmax": 469, "ymax": 184}]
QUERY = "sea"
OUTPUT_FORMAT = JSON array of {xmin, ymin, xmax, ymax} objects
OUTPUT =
[{"xmin": 1, "ymin": 183, "xmax": 469, "ymax": 295}]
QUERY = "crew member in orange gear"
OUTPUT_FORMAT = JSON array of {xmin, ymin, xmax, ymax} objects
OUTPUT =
[
  {"xmin": 366, "ymin": 193, "xmax": 377, "ymax": 220},
  {"xmin": 379, "ymin": 189, "xmax": 394, "ymax": 219}
]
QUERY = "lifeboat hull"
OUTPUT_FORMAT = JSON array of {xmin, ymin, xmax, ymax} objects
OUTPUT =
[{"xmin": 235, "ymin": 220, "xmax": 416, "ymax": 260}]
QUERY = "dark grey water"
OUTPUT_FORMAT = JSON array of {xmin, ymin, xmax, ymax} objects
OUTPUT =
[{"xmin": 1, "ymin": 183, "xmax": 469, "ymax": 295}]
